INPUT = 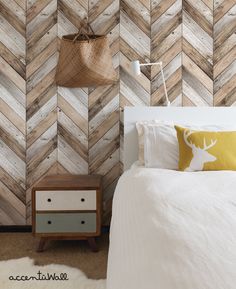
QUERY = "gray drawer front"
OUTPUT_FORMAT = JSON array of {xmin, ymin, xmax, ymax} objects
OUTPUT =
[{"xmin": 36, "ymin": 213, "xmax": 96, "ymax": 233}]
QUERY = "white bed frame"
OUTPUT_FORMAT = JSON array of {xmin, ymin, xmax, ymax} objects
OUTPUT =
[{"xmin": 124, "ymin": 106, "xmax": 236, "ymax": 170}]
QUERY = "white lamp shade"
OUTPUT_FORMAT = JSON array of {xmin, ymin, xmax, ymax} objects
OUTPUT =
[{"xmin": 131, "ymin": 60, "xmax": 141, "ymax": 75}]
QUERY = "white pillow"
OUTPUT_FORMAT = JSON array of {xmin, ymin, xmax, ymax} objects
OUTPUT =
[
  {"xmin": 141, "ymin": 121, "xmax": 236, "ymax": 169},
  {"xmin": 143, "ymin": 122, "xmax": 179, "ymax": 169},
  {"xmin": 136, "ymin": 120, "xmax": 159, "ymax": 166}
]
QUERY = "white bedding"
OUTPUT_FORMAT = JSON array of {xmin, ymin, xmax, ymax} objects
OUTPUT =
[{"xmin": 107, "ymin": 166, "xmax": 236, "ymax": 289}]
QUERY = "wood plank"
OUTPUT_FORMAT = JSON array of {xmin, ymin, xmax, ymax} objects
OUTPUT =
[{"xmin": 0, "ymin": 56, "xmax": 25, "ymax": 93}]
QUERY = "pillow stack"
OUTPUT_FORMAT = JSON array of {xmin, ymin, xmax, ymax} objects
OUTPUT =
[{"xmin": 136, "ymin": 121, "xmax": 236, "ymax": 171}]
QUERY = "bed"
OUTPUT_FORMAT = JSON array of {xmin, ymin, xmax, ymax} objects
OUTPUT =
[{"xmin": 107, "ymin": 107, "xmax": 236, "ymax": 289}]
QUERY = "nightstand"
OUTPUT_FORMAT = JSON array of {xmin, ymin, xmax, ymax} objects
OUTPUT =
[{"xmin": 32, "ymin": 174, "xmax": 102, "ymax": 252}]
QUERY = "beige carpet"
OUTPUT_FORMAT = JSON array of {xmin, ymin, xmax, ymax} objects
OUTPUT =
[{"xmin": 0, "ymin": 233, "xmax": 109, "ymax": 279}]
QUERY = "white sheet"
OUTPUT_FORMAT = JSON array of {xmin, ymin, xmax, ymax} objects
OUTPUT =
[{"xmin": 107, "ymin": 167, "xmax": 236, "ymax": 289}]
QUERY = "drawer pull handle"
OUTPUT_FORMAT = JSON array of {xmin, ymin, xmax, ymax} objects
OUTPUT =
[
  {"xmin": 81, "ymin": 198, "xmax": 85, "ymax": 202},
  {"xmin": 47, "ymin": 198, "xmax": 51, "ymax": 202},
  {"xmin": 47, "ymin": 221, "xmax": 52, "ymax": 225},
  {"xmin": 81, "ymin": 220, "xmax": 85, "ymax": 225}
]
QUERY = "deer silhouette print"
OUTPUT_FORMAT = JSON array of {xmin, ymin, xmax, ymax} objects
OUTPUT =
[{"xmin": 183, "ymin": 130, "xmax": 218, "ymax": 171}]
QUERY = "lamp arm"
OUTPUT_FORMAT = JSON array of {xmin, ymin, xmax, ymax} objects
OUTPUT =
[
  {"xmin": 140, "ymin": 62, "xmax": 170, "ymax": 106},
  {"xmin": 139, "ymin": 62, "xmax": 162, "ymax": 66},
  {"xmin": 159, "ymin": 62, "xmax": 170, "ymax": 106}
]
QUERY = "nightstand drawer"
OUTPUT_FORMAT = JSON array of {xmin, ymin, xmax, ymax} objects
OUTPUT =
[
  {"xmin": 35, "ymin": 213, "xmax": 97, "ymax": 233},
  {"xmin": 36, "ymin": 190, "xmax": 96, "ymax": 211}
]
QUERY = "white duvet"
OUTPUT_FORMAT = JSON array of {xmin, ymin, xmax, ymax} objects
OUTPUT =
[{"xmin": 107, "ymin": 166, "xmax": 236, "ymax": 289}]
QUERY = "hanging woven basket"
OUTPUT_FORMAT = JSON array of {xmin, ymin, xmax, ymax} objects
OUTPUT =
[{"xmin": 56, "ymin": 22, "xmax": 118, "ymax": 88}]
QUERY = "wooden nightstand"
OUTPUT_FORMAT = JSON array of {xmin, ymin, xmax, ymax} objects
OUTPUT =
[{"xmin": 32, "ymin": 175, "xmax": 102, "ymax": 252}]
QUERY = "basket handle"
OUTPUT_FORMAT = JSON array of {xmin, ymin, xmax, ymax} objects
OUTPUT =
[{"xmin": 73, "ymin": 19, "xmax": 95, "ymax": 43}]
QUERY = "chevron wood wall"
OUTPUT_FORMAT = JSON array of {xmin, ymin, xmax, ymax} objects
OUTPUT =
[
  {"xmin": 88, "ymin": 0, "xmax": 120, "ymax": 222},
  {"xmin": 0, "ymin": 0, "xmax": 26, "ymax": 224},
  {"xmin": 183, "ymin": 0, "xmax": 214, "ymax": 106},
  {"xmin": 1, "ymin": 0, "xmax": 236, "ymax": 225},
  {"xmin": 214, "ymin": 0, "xmax": 236, "ymax": 106},
  {"xmin": 120, "ymin": 0, "xmax": 151, "ymax": 170},
  {"xmin": 151, "ymin": 0, "xmax": 182, "ymax": 106},
  {"xmin": 58, "ymin": 0, "xmax": 88, "ymax": 178},
  {"xmin": 26, "ymin": 0, "xmax": 58, "ymax": 224}
]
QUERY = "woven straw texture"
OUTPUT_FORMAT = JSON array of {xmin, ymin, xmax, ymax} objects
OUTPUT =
[{"xmin": 56, "ymin": 34, "xmax": 117, "ymax": 87}]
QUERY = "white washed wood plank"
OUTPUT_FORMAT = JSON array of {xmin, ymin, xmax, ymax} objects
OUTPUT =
[
  {"xmin": 27, "ymin": 0, "xmax": 57, "ymax": 35},
  {"xmin": 62, "ymin": 0, "xmax": 87, "ymax": 18},
  {"xmin": 0, "ymin": 73, "xmax": 25, "ymax": 107},
  {"xmin": 0, "ymin": 56, "xmax": 26, "ymax": 93},
  {"xmin": 1, "ymin": 0, "xmax": 26, "ymax": 24},
  {"xmin": 0, "ymin": 139, "xmax": 26, "ymax": 183},
  {"xmin": 27, "ymin": 52, "xmax": 58, "ymax": 92},
  {"xmin": 152, "ymin": 0, "xmax": 181, "ymax": 37},
  {"xmin": 27, "ymin": 149, "xmax": 57, "ymax": 187},
  {"xmin": 90, "ymin": 0, "xmax": 119, "ymax": 34},
  {"xmin": 58, "ymin": 135, "xmax": 88, "ymax": 174},
  {"xmin": 183, "ymin": 71, "xmax": 212, "ymax": 105},
  {"xmin": 0, "ymin": 15, "xmax": 25, "ymax": 62},
  {"xmin": 95, "ymin": 149, "xmax": 119, "ymax": 175},
  {"xmin": 183, "ymin": 53, "xmax": 213, "ymax": 93},
  {"xmin": 27, "ymin": 94, "xmax": 57, "ymax": 133},
  {"xmin": 27, "ymin": 25, "xmax": 57, "ymax": 62},
  {"xmin": 187, "ymin": 0, "xmax": 213, "ymax": 24},
  {"xmin": 0, "ymin": 112, "xmax": 25, "ymax": 149},
  {"xmin": 0, "ymin": 182, "xmax": 25, "ymax": 217},
  {"xmin": 183, "ymin": 12, "xmax": 213, "ymax": 62},
  {"xmin": 90, "ymin": 122, "xmax": 119, "ymax": 158},
  {"xmin": 120, "ymin": 10, "xmax": 150, "ymax": 60},
  {"xmin": 58, "ymin": 86, "xmax": 88, "ymax": 120},
  {"xmin": 0, "ymin": 84, "xmax": 26, "ymax": 121},
  {"xmin": 214, "ymin": 59, "xmax": 236, "ymax": 91},
  {"xmin": 89, "ymin": 95, "xmax": 119, "ymax": 132},
  {"xmin": 58, "ymin": 11, "xmax": 77, "ymax": 38},
  {"xmin": 27, "ymin": 122, "xmax": 57, "ymax": 159},
  {"xmin": 58, "ymin": 110, "xmax": 88, "ymax": 149},
  {"xmin": 214, "ymin": 4, "xmax": 236, "ymax": 36}
]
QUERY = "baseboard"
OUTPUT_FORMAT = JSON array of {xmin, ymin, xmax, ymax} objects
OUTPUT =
[
  {"xmin": 0, "ymin": 225, "xmax": 32, "ymax": 232},
  {"xmin": 0, "ymin": 225, "xmax": 110, "ymax": 233}
]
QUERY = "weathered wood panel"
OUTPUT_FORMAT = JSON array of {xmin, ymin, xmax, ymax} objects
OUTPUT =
[
  {"xmin": 214, "ymin": 0, "xmax": 236, "ymax": 106},
  {"xmin": 57, "ymin": 0, "xmax": 88, "ymax": 178},
  {"xmin": 151, "ymin": 0, "xmax": 182, "ymax": 106},
  {"xmin": 26, "ymin": 0, "xmax": 58, "ymax": 223},
  {"xmin": 120, "ymin": 0, "xmax": 151, "ymax": 177},
  {"xmin": 0, "ymin": 0, "xmax": 26, "ymax": 225},
  {"xmin": 88, "ymin": 0, "xmax": 120, "ymax": 223},
  {"xmin": 183, "ymin": 0, "xmax": 213, "ymax": 106}
]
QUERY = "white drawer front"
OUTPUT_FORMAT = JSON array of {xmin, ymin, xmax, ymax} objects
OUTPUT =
[{"xmin": 36, "ymin": 190, "xmax": 96, "ymax": 211}]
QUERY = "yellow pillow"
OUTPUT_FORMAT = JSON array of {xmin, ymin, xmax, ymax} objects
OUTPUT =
[{"xmin": 175, "ymin": 125, "xmax": 236, "ymax": 171}]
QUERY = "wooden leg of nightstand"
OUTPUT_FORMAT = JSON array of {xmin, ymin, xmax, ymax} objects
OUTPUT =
[
  {"xmin": 88, "ymin": 237, "xmax": 99, "ymax": 252},
  {"xmin": 37, "ymin": 238, "xmax": 47, "ymax": 252}
]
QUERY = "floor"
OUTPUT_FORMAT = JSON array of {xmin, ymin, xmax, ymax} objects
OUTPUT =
[{"xmin": 0, "ymin": 232, "xmax": 109, "ymax": 279}]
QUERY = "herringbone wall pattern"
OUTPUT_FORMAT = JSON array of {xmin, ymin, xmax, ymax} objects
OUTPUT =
[
  {"xmin": 26, "ymin": 0, "xmax": 58, "ymax": 224},
  {"xmin": 151, "ymin": 0, "xmax": 182, "ymax": 106},
  {"xmin": 183, "ymin": 0, "xmax": 214, "ymax": 106},
  {"xmin": 58, "ymin": 0, "xmax": 88, "ymax": 178},
  {"xmin": 214, "ymin": 0, "xmax": 236, "ymax": 106},
  {"xmin": 120, "ymin": 0, "xmax": 151, "ymax": 168},
  {"xmin": 1, "ymin": 0, "xmax": 236, "ymax": 225},
  {"xmin": 0, "ymin": 0, "xmax": 26, "ymax": 225},
  {"xmin": 88, "ymin": 0, "xmax": 120, "ymax": 221}
]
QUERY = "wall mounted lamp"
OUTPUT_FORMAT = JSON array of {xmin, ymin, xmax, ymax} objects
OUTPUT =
[{"xmin": 131, "ymin": 60, "xmax": 170, "ymax": 106}]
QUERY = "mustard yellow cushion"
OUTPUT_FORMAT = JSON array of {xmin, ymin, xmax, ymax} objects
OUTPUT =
[{"xmin": 175, "ymin": 125, "xmax": 236, "ymax": 171}]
